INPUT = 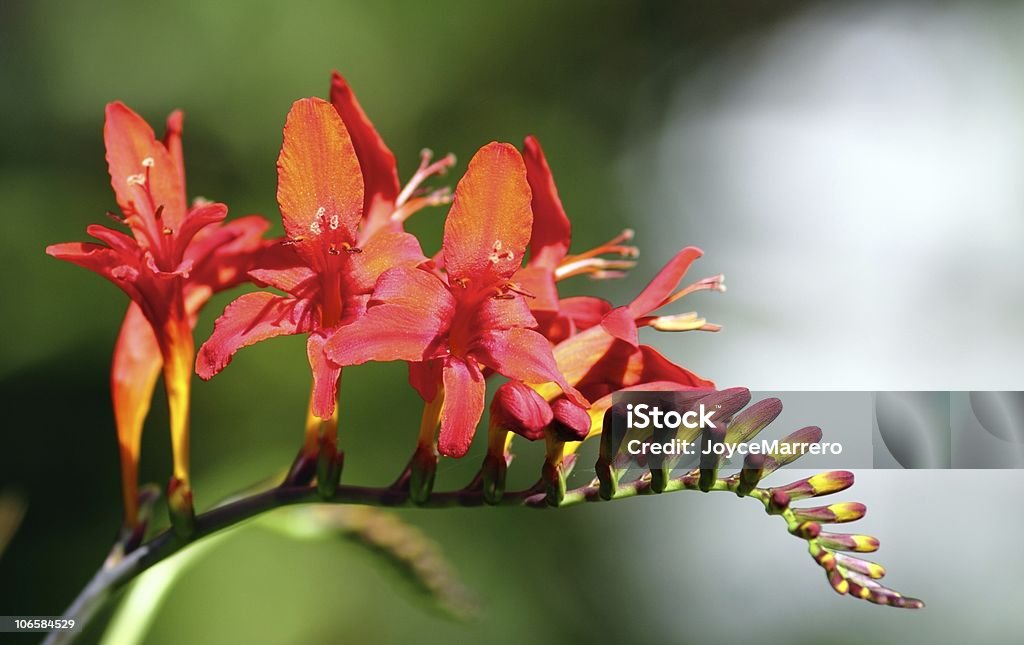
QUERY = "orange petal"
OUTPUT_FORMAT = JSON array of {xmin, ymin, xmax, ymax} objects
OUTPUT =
[
  {"xmin": 111, "ymin": 303, "xmax": 162, "ymax": 526},
  {"xmin": 442, "ymin": 142, "xmax": 532, "ymax": 285},
  {"xmin": 277, "ymin": 98, "xmax": 363, "ymax": 256}
]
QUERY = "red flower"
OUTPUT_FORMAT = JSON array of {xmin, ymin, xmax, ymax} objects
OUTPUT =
[
  {"xmin": 514, "ymin": 135, "xmax": 639, "ymax": 343},
  {"xmin": 326, "ymin": 142, "xmax": 585, "ymax": 458},
  {"xmin": 47, "ymin": 103, "xmax": 270, "ymax": 527},
  {"xmin": 196, "ymin": 97, "xmax": 430, "ymax": 439}
]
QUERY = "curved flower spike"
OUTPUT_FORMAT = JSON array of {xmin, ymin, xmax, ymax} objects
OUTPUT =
[{"xmin": 47, "ymin": 103, "xmax": 271, "ymax": 529}]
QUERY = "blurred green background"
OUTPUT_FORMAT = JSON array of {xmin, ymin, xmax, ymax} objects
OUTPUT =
[{"xmin": 2, "ymin": 1, "xmax": 1022, "ymax": 643}]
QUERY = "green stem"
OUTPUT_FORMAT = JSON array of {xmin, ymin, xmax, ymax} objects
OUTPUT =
[{"xmin": 45, "ymin": 473, "xmax": 769, "ymax": 644}]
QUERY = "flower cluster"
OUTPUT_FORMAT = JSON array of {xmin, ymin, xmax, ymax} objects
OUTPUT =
[{"xmin": 48, "ymin": 71, "xmax": 920, "ymax": 610}]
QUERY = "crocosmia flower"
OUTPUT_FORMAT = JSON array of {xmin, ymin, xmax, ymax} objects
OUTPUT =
[
  {"xmin": 515, "ymin": 135, "xmax": 639, "ymax": 343},
  {"xmin": 326, "ymin": 142, "xmax": 586, "ymax": 459},
  {"xmin": 196, "ymin": 97, "xmax": 431, "ymax": 455},
  {"xmin": 47, "ymin": 103, "xmax": 270, "ymax": 529}
]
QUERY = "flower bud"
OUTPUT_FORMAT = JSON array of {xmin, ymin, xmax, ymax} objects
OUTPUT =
[
  {"xmin": 698, "ymin": 425, "xmax": 726, "ymax": 492},
  {"xmin": 736, "ymin": 452, "xmax": 766, "ymax": 497},
  {"xmin": 549, "ymin": 399, "xmax": 591, "ymax": 442},
  {"xmin": 818, "ymin": 531, "xmax": 880, "ymax": 553},
  {"xmin": 491, "ymin": 381, "xmax": 552, "ymax": 441}
]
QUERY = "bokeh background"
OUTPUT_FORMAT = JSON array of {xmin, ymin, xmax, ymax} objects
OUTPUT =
[{"xmin": 2, "ymin": 0, "xmax": 1023, "ymax": 643}]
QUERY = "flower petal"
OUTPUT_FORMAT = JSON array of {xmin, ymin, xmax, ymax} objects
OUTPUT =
[
  {"xmin": 627, "ymin": 247, "xmax": 703, "ymax": 318},
  {"xmin": 347, "ymin": 230, "xmax": 425, "ymax": 292},
  {"xmin": 185, "ymin": 214, "xmax": 272, "ymax": 301},
  {"xmin": 438, "ymin": 357, "xmax": 486, "ymax": 457},
  {"xmin": 329, "ymin": 71, "xmax": 400, "ymax": 226},
  {"xmin": 325, "ymin": 267, "xmax": 454, "ymax": 366},
  {"xmin": 474, "ymin": 328, "xmax": 586, "ymax": 406},
  {"xmin": 622, "ymin": 345, "xmax": 715, "ymax": 389},
  {"xmin": 111, "ymin": 302, "xmax": 162, "ymax": 524},
  {"xmin": 308, "ymin": 333, "xmax": 342, "ymax": 418},
  {"xmin": 523, "ymin": 136, "xmax": 571, "ymax": 269},
  {"xmin": 196, "ymin": 292, "xmax": 312, "ymax": 379},
  {"xmin": 277, "ymin": 98, "xmax": 363, "ymax": 252},
  {"xmin": 105, "ymin": 102, "xmax": 186, "ymax": 228},
  {"xmin": 247, "ymin": 242, "xmax": 318, "ymax": 296},
  {"xmin": 442, "ymin": 142, "xmax": 532, "ymax": 284},
  {"xmin": 560, "ymin": 296, "xmax": 612, "ymax": 331},
  {"xmin": 163, "ymin": 110, "xmax": 186, "ymax": 193},
  {"xmin": 409, "ymin": 359, "xmax": 443, "ymax": 403}
]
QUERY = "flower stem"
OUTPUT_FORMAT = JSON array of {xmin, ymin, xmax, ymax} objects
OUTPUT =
[{"xmin": 45, "ymin": 468, "xmax": 788, "ymax": 644}]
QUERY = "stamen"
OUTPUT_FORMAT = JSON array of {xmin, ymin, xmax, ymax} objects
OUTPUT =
[
  {"xmin": 390, "ymin": 187, "xmax": 452, "ymax": 225},
  {"xmin": 662, "ymin": 273, "xmax": 727, "ymax": 308},
  {"xmin": 555, "ymin": 229, "xmax": 639, "ymax": 281},
  {"xmin": 395, "ymin": 149, "xmax": 457, "ymax": 208},
  {"xmin": 141, "ymin": 157, "xmax": 155, "ymax": 168},
  {"xmin": 310, "ymin": 220, "xmax": 322, "ymax": 235},
  {"xmin": 126, "ymin": 173, "xmax": 146, "ymax": 186},
  {"xmin": 645, "ymin": 312, "xmax": 721, "ymax": 333},
  {"xmin": 488, "ymin": 240, "xmax": 514, "ymax": 264},
  {"xmin": 329, "ymin": 214, "xmax": 339, "ymax": 230}
]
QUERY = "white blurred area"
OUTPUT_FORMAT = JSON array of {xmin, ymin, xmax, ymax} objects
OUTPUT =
[
  {"xmin": 619, "ymin": 4, "xmax": 1024, "ymax": 641},
  {"xmin": 626, "ymin": 2, "xmax": 1024, "ymax": 391}
]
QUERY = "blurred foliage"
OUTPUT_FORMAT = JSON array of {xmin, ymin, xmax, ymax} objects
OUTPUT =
[{"xmin": 0, "ymin": 1, "xmax": 811, "ymax": 643}]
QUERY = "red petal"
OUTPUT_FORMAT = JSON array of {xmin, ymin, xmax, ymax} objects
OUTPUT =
[
  {"xmin": 474, "ymin": 328, "xmax": 586, "ymax": 406},
  {"xmin": 474, "ymin": 292, "xmax": 537, "ymax": 331},
  {"xmin": 600, "ymin": 306, "xmax": 639, "ymax": 346},
  {"xmin": 308, "ymin": 333, "xmax": 342, "ymax": 418},
  {"xmin": 560, "ymin": 296, "xmax": 612, "ymax": 330},
  {"xmin": 347, "ymin": 230, "xmax": 425, "ymax": 292},
  {"xmin": 185, "ymin": 215, "xmax": 272, "ymax": 300},
  {"xmin": 627, "ymin": 247, "xmax": 703, "ymax": 318},
  {"xmin": 438, "ymin": 357, "xmax": 486, "ymax": 457},
  {"xmin": 442, "ymin": 142, "xmax": 532, "ymax": 284},
  {"xmin": 277, "ymin": 98, "xmax": 363, "ymax": 254},
  {"xmin": 196, "ymin": 292, "xmax": 311, "ymax": 379},
  {"xmin": 247, "ymin": 242, "xmax": 317, "ymax": 296},
  {"xmin": 105, "ymin": 102, "xmax": 186, "ymax": 228},
  {"xmin": 329, "ymin": 71, "xmax": 400, "ymax": 227},
  {"xmin": 523, "ymin": 136, "xmax": 571, "ymax": 269},
  {"xmin": 623, "ymin": 345, "xmax": 714, "ymax": 389},
  {"xmin": 111, "ymin": 302, "xmax": 162, "ymax": 523},
  {"xmin": 409, "ymin": 359, "xmax": 443, "ymax": 402},
  {"xmin": 47, "ymin": 241, "xmax": 136, "ymax": 286},
  {"xmin": 172, "ymin": 202, "xmax": 228, "ymax": 260},
  {"xmin": 325, "ymin": 267, "xmax": 454, "ymax": 366},
  {"xmin": 163, "ymin": 110, "xmax": 186, "ymax": 194}
]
